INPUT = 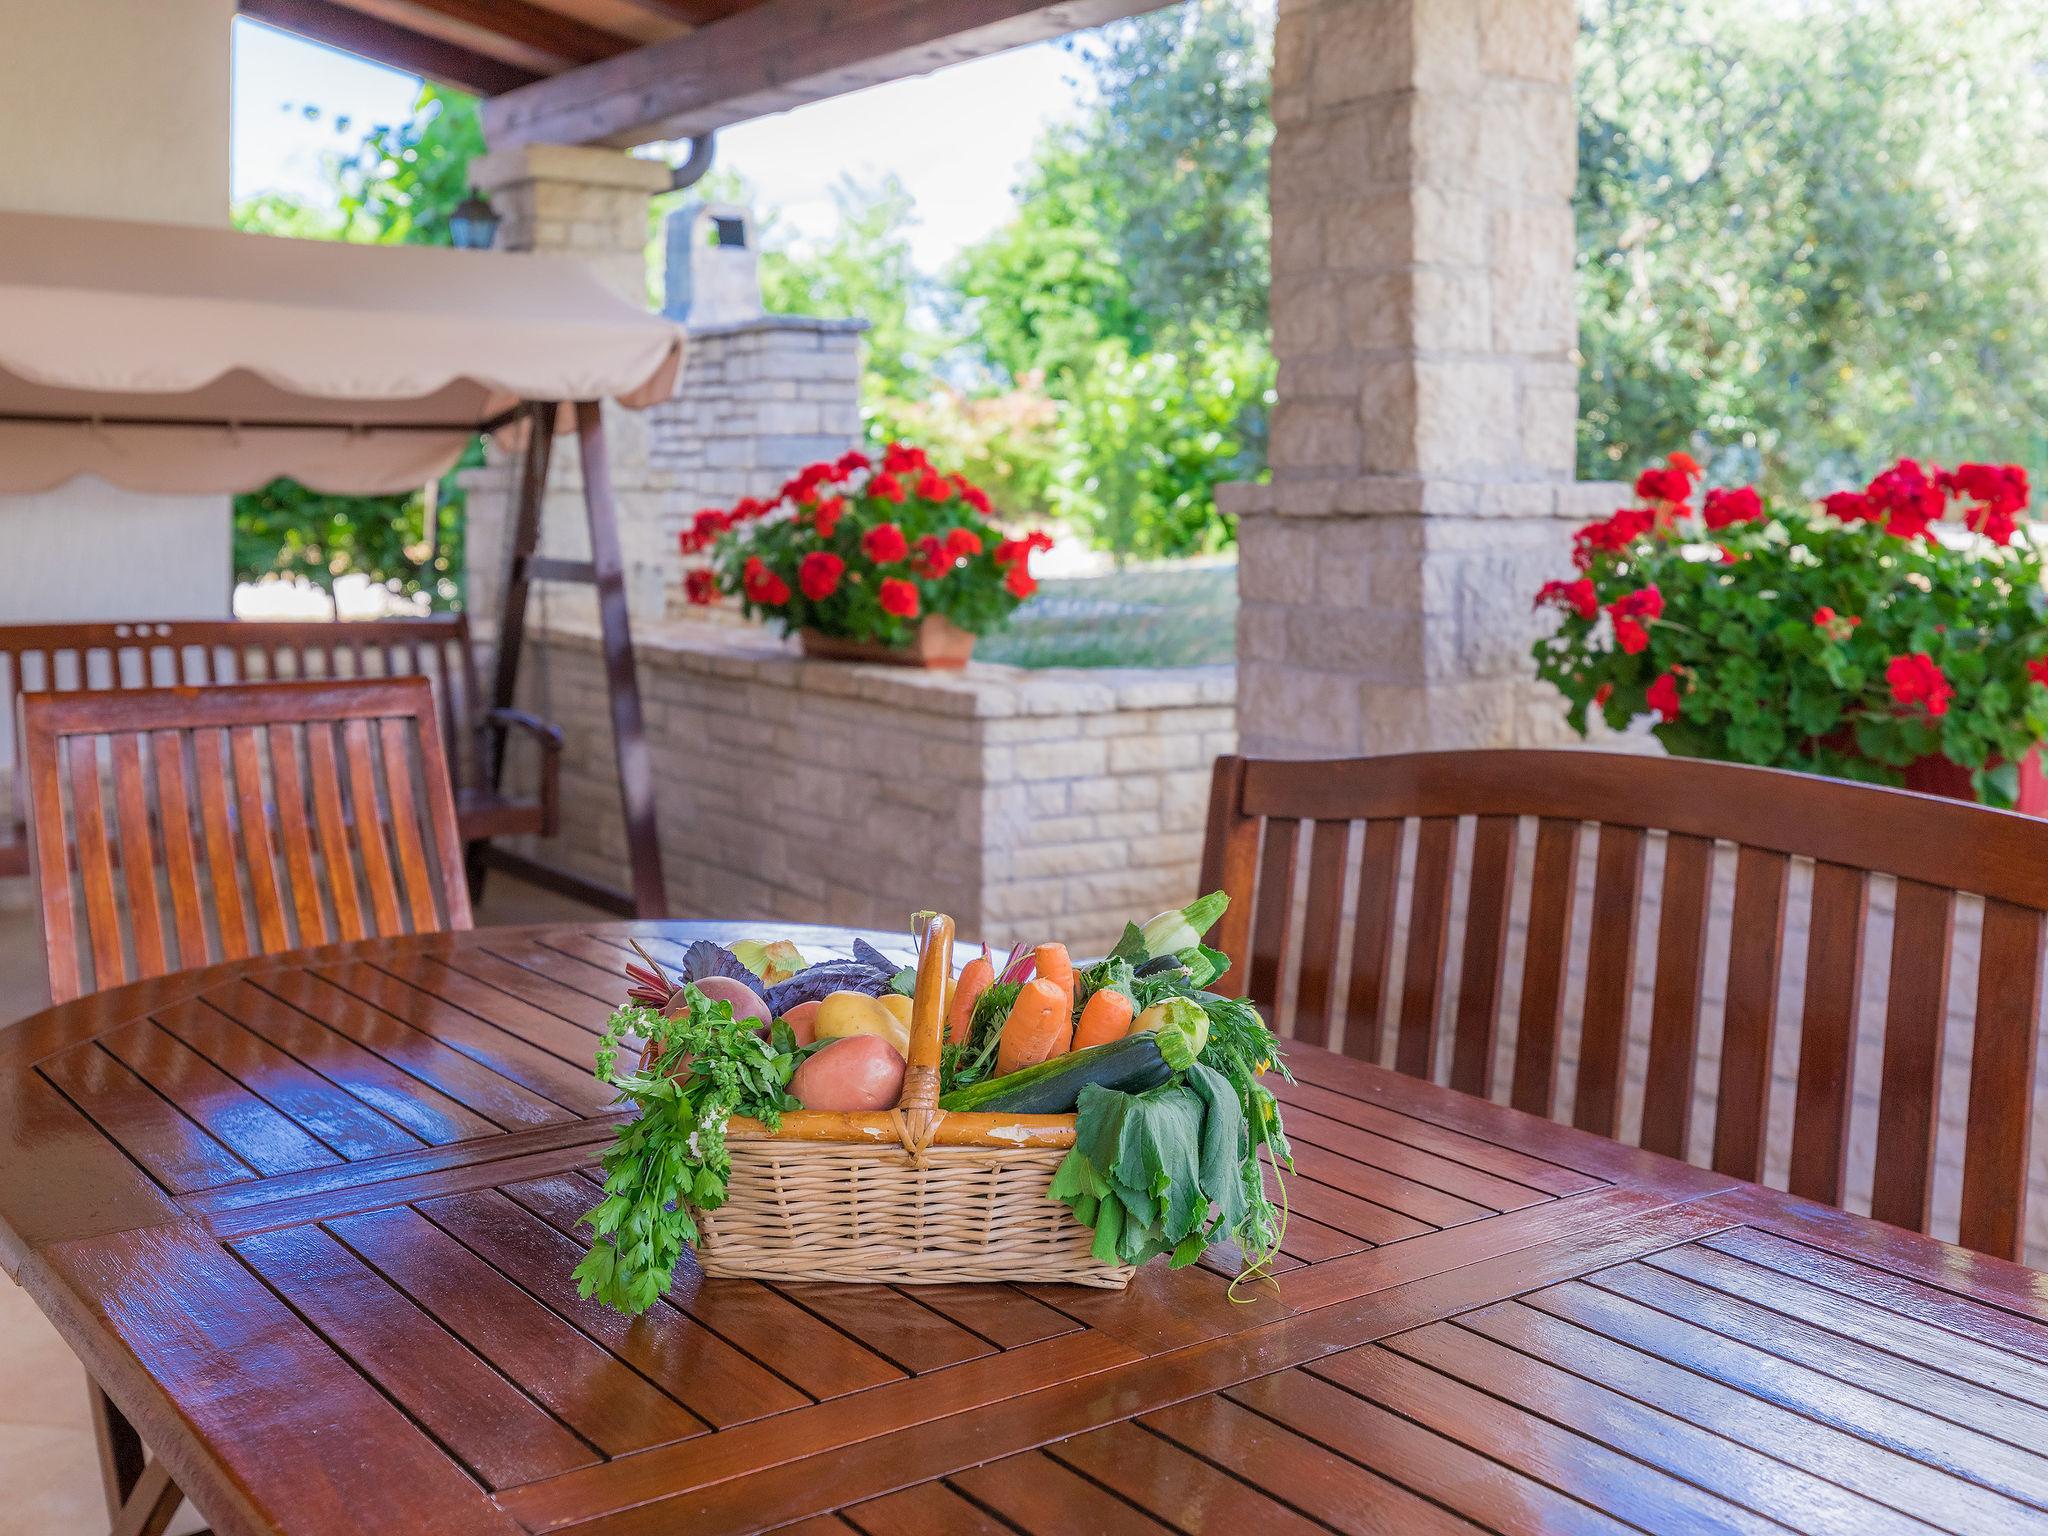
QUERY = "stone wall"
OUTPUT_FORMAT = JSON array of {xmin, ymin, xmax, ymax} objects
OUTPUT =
[{"xmin": 501, "ymin": 619, "xmax": 1233, "ymax": 954}]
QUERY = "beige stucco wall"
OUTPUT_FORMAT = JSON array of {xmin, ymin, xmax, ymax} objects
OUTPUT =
[{"xmin": 0, "ymin": 0, "xmax": 235, "ymax": 624}]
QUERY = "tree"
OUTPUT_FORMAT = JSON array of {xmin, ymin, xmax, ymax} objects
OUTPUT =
[
  {"xmin": 1577, "ymin": 0, "xmax": 2048, "ymax": 493},
  {"xmin": 229, "ymin": 86, "xmax": 483, "ymax": 610}
]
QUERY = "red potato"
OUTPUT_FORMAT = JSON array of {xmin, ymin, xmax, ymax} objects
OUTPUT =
[
  {"xmin": 686, "ymin": 975, "xmax": 771, "ymax": 1027},
  {"xmin": 790, "ymin": 1034, "xmax": 906, "ymax": 1112},
  {"xmin": 780, "ymin": 999, "xmax": 822, "ymax": 1046}
]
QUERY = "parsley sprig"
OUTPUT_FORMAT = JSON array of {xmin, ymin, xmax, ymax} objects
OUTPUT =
[{"xmin": 573, "ymin": 991, "xmax": 795, "ymax": 1315}]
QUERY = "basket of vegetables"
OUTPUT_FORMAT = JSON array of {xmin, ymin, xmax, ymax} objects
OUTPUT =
[{"xmin": 573, "ymin": 898, "xmax": 1291, "ymax": 1313}]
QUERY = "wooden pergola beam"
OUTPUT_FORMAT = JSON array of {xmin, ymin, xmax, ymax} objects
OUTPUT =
[
  {"xmin": 482, "ymin": 0, "xmax": 1171, "ymax": 149},
  {"xmin": 240, "ymin": 0, "xmax": 542, "ymax": 96}
]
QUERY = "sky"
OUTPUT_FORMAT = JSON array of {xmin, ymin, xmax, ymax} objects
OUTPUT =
[{"xmin": 229, "ymin": 17, "xmax": 1093, "ymax": 269}]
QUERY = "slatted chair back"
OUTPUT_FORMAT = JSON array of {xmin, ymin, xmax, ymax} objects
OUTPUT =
[
  {"xmin": 25, "ymin": 678, "xmax": 472, "ymax": 1005},
  {"xmin": 0, "ymin": 615, "xmax": 486, "ymax": 809},
  {"xmin": 1201, "ymin": 750, "xmax": 2048, "ymax": 1261}
]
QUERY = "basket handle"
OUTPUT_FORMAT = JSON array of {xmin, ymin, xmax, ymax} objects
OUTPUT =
[{"xmin": 892, "ymin": 912, "xmax": 952, "ymax": 1157}]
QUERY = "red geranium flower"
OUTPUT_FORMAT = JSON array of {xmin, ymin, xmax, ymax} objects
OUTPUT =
[
  {"xmin": 913, "ymin": 534, "xmax": 951, "ymax": 580},
  {"xmin": 882, "ymin": 442, "xmax": 930, "ymax": 477},
  {"xmin": 684, "ymin": 568, "xmax": 721, "ymax": 605},
  {"xmin": 1634, "ymin": 453, "xmax": 1700, "ymax": 507},
  {"xmin": 834, "ymin": 449, "xmax": 871, "ymax": 476},
  {"xmin": 1571, "ymin": 508, "xmax": 1656, "ymax": 568},
  {"xmin": 1867, "ymin": 459, "xmax": 1945, "ymax": 540},
  {"xmin": 1886, "ymin": 652, "xmax": 1953, "ymax": 717},
  {"xmin": 1646, "ymin": 669, "xmax": 1684, "ymax": 723},
  {"xmin": 742, "ymin": 556, "xmax": 790, "ymax": 607},
  {"xmin": 862, "ymin": 522, "xmax": 909, "ymax": 563},
  {"xmin": 916, "ymin": 470, "xmax": 954, "ymax": 503},
  {"xmin": 870, "ymin": 472, "xmax": 908, "ymax": 505},
  {"xmin": 799, "ymin": 551, "xmax": 844, "ymax": 602},
  {"xmin": 1535, "ymin": 577, "xmax": 1599, "ymax": 621},
  {"xmin": 1606, "ymin": 585, "xmax": 1662, "ymax": 654},
  {"xmin": 814, "ymin": 496, "xmax": 846, "ymax": 539},
  {"xmin": 878, "ymin": 577, "xmax": 920, "ymax": 618},
  {"xmin": 960, "ymin": 481, "xmax": 993, "ymax": 514},
  {"xmin": 1813, "ymin": 607, "xmax": 1835, "ymax": 626},
  {"xmin": 1005, "ymin": 563, "xmax": 1038, "ymax": 599},
  {"xmin": 944, "ymin": 527, "xmax": 984, "ymax": 560},
  {"xmin": 1702, "ymin": 486, "xmax": 1762, "ymax": 529},
  {"xmin": 1821, "ymin": 490, "xmax": 1878, "ymax": 524},
  {"xmin": 1593, "ymin": 682, "xmax": 1614, "ymax": 708},
  {"xmin": 2030, "ymin": 658, "xmax": 2048, "ymax": 689}
]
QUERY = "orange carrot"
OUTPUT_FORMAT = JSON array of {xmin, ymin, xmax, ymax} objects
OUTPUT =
[
  {"xmin": 995, "ymin": 979, "xmax": 1073, "ymax": 1076},
  {"xmin": 1033, "ymin": 942, "xmax": 1075, "ymax": 1015},
  {"xmin": 946, "ymin": 954, "xmax": 994, "ymax": 1045},
  {"xmin": 1071, "ymin": 986, "xmax": 1136, "ymax": 1050}
]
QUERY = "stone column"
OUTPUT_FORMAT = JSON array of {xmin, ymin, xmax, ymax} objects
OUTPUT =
[
  {"xmin": 460, "ymin": 145, "xmax": 673, "ymax": 632},
  {"xmin": 1228, "ymin": 0, "xmax": 1619, "ymax": 756}
]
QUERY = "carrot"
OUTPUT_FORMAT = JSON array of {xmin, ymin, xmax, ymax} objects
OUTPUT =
[
  {"xmin": 1071, "ymin": 986, "xmax": 1136, "ymax": 1050},
  {"xmin": 946, "ymin": 954, "xmax": 994, "ymax": 1045},
  {"xmin": 995, "ymin": 979, "xmax": 1073, "ymax": 1076},
  {"xmin": 1033, "ymin": 943, "xmax": 1075, "ymax": 1015}
]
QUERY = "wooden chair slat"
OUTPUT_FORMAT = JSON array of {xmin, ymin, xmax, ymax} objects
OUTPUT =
[
  {"xmin": 1510, "ymin": 818, "xmax": 1581, "ymax": 1118},
  {"xmin": 108, "ymin": 734, "xmax": 168, "ymax": 982},
  {"xmin": 1959, "ymin": 899, "xmax": 2044, "ymax": 1261},
  {"xmin": 190, "ymin": 728, "xmax": 252, "ymax": 964},
  {"xmin": 380, "ymin": 718, "xmax": 442, "ymax": 933},
  {"xmin": 1786, "ymin": 862, "xmax": 1869, "ymax": 1206},
  {"xmin": 1711, "ymin": 845, "xmax": 1791, "ymax": 1182},
  {"xmin": 1572, "ymin": 824, "xmax": 1646, "ymax": 1138},
  {"xmin": 68, "ymin": 734, "xmax": 126, "ymax": 994},
  {"xmin": 1449, "ymin": 814, "xmax": 1517, "ymax": 1098},
  {"xmin": 342, "ymin": 717, "xmax": 405, "ymax": 938},
  {"xmin": 1869, "ymin": 879, "xmax": 1955, "ymax": 1235},
  {"xmin": 305, "ymin": 722, "xmax": 367, "ymax": 945},
  {"xmin": 1199, "ymin": 756, "xmax": 1256, "ymax": 994},
  {"xmin": 1641, "ymin": 832, "xmax": 1714, "ymax": 1160},
  {"xmin": 266, "ymin": 722, "xmax": 329, "ymax": 950},
  {"xmin": 1291, "ymin": 819, "xmax": 1351, "ymax": 1049},
  {"xmin": 150, "ymin": 730, "xmax": 207, "ymax": 969},
  {"xmin": 229, "ymin": 725, "xmax": 292, "ymax": 955},
  {"xmin": 1244, "ymin": 816, "xmax": 1300, "ymax": 1017},
  {"xmin": 1343, "ymin": 817, "xmax": 1405, "ymax": 1063},
  {"xmin": 23, "ymin": 680, "xmax": 472, "ymax": 1010},
  {"xmin": 1394, "ymin": 816, "xmax": 1458, "ymax": 1080}
]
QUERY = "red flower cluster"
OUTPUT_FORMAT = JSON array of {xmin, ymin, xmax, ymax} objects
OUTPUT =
[
  {"xmin": 862, "ymin": 522, "xmax": 909, "ymax": 564},
  {"xmin": 878, "ymin": 577, "xmax": 920, "ymax": 618},
  {"xmin": 1702, "ymin": 486, "xmax": 1762, "ymax": 529},
  {"xmin": 1944, "ymin": 463, "xmax": 2030, "ymax": 545},
  {"xmin": 995, "ymin": 529, "xmax": 1057, "ymax": 598},
  {"xmin": 1819, "ymin": 457, "xmax": 2031, "ymax": 545},
  {"xmin": 1570, "ymin": 508, "xmax": 1656, "ymax": 569},
  {"xmin": 1634, "ymin": 451, "xmax": 1702, "ymax": 508},
  {"xmin": 1646, "ymin": 668, "xmax": 1684, "ymax": 723},
  {"xmin": 684, "ymin": 568, "xmax": 720, "ymax": 605},
  {"xmin": 1535, "ymin": 577, "xmax": 1599, "ymax": 621},
  {"xmin": 742, "ymin": 556, "xmax": 789, "ymax": 607},
  {"xmin": 1885, "ymin": 652, "xmax": 1954, "ymax": 717},
  {"xmin": 1606, "ymin": 585, "xmax": 1663, "ymax": 655},
  {"xmin": 799, "ymin": 551, "xmax": 844, "ymax": 601}
]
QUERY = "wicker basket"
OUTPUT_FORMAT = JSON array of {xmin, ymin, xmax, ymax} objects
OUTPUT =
[{"xmin": 695, "ymin": 914, "xmax": 1134, "ymax": 1288}]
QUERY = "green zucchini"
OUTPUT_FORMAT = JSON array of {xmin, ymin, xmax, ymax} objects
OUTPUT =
[{"xmin": 939, "ymin": 1023, "xmax": 1196, "ymax": 1114}]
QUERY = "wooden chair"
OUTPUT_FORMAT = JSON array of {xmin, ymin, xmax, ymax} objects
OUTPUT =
[
  {"xmin": 1201, "ymin": 749, "xmax": 2048, "ymax": 1262},
  {"xmin": 25, "ymin": 676, "xmax": 473, "ymax": 1006},
  {"xmin": 0, "ymin": 616, "xmax": 560, "ymax": 889},
  {"xmin": 22, "ymin": 677, "xmax": 474, "ymax": 1532}
]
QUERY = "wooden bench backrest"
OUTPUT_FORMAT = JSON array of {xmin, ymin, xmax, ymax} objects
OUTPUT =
[
  {"xmin": 0, "ymin": 618, "xmax": 484, "ymax": 824},
  {"xmin": 1201, "ymin": 749, "xmax": 2048, "ymax": 1261},
  {"xmin": 25, "ymin": 679, "xmax": 473, "ymax": 1004}
]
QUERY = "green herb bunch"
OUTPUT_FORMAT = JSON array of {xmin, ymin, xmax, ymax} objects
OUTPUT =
[{"xmin": 573, "ymin": 989, "xmax": 795, "ymax": 1316}]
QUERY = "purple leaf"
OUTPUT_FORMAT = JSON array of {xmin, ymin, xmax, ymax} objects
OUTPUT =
[{"xmin": 681, "ymin": 941, "xmax": 768, "ymax": 1002}]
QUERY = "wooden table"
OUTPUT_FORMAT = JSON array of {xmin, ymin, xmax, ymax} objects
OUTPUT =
[{"xmin": 6, "ymin": 921, "xmax": 2048, "ymax": 1535}]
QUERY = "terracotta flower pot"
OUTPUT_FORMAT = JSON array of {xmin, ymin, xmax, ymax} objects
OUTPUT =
[
  {"xmin": 1811, "ymin": 732, "xmax": 2048, "ymax": 814},
  {"xmin": 798, "ymin": 614, "xmax": 976, "ymax": 669}
]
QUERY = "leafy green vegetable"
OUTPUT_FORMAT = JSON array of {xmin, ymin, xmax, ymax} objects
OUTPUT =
[
  {"xmin": 573, "ymin": 990, "xmax": 795, "ymax": 1316},
  {"xmin": 1048, "ymin": 1062, "xmax": 1258, "ymax": 1270}
]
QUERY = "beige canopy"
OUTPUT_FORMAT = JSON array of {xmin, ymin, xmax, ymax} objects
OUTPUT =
[{"xmin": 0, "ymin": 209, "xmax": 684, "ymax": 495}]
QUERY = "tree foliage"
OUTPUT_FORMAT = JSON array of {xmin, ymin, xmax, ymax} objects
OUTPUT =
[{"xmin": 1577, "ymin": 0, "xmax": 2048, "ymax": 494}]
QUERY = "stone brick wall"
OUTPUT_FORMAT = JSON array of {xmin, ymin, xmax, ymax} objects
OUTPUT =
[{"xmin": 501, "ymin": 619, "xmax": 1233, "ymax": 954}]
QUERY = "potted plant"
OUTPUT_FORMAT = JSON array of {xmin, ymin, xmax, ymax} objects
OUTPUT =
[
  {"xmin": 679, "ymin": 442, "xmax": 1053, "ymax": 668},
  {"xmin": 1533, "ymin": 451, "xmax": 2048, "ymax": 809}
]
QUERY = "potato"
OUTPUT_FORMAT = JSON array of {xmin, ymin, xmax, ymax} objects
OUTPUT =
[
  {"xmin": 814, "ymin": 989, "xmax": 910, "ymax": 1057},
  {"xmin": 779, "ymin": 999, "xmax": 822, "ymax": 1046},
  {"xmin": 686, "ymin": 975, "xmax": 770, "ymax": 1027},
  {"xmin": 790, "ymin": 1034, "xmax": 905, "ymax": 1112},
  {"xmin": 879, "ymin": 992, "xmax": 914, "ymax": 1030}
]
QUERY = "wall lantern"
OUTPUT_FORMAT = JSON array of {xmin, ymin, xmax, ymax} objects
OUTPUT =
[{"xmin": 448, "ymin": 190, "xmax": 500, "ymax": 251}]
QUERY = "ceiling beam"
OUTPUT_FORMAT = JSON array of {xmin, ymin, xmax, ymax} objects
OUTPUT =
[
  {"xmin": 240, "ymin": 0, "xmax": 544, "ymax": 96},
  {"xmin": 336, "ymin": 0, "xmax": 638, "ymax": 70},
  {"xmin": 481, "ymin": 0, "xmax": 1170, "ymax": 149}
]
